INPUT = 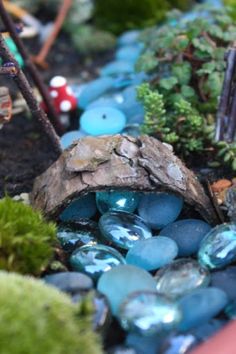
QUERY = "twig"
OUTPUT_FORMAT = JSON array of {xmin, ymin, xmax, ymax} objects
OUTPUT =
[
  {"xmin": 0, "ymin": 0, "xmax": 63, "ymax": 134},
  {"xmin": 33, "ymin": 0, "xmax": 72, "ymax": 69},
  {"xmin": 0, "ymin": 32, "xmax": 62, "ymax": 155}
]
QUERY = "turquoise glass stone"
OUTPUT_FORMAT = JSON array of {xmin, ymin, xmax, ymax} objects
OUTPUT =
[
  {"xmin": 96, "ymin": 191, "xmax": 139, "ymax": 214},
  {"xmin": 116, "ymin": 45, "xmax": 142, "ymax": 63},
  {"xmin": 99, "ymin": 211, "xmax": 152, "ymax": 250},
  {"xmin": 60, "ymin": 130, "xmax": 86, "ymax": 149},
  {"xmin": 118, "ymin": 30, "xmax": 140, "ymax": 46},
  {"xmin": 155, "ymin": 259, "xmax": 210, "ymax": 299},
  {"xmin": 138, "ymin": 193, "xmax": 183, "ymax": 230},
  {"xmin": 100, "ymin": 61, "xmax": 135, "ymax": 77},
  {"xmin": 57, "ymin": 223, "xmax": 98, "ymax": 251},
  {"xmin": 126, "ymin": 236, "xmax": 178, "ymax": 271},
  {"xmin": 198, "ymin": 223, "xmax": 236, "ymax": 269},
  {"xmin": 160, "ymin": 334, "xmax": 197, "ymax": 354},
  {"xmin": 126, "ymin": 333, "xmax": 162, "ymax": 354},
  {"xmin": 122, "ymin": 124, "xmax": 141, "ymax": 137},
  {"xmin": 225, "ymin": 300, "xmax": 236, "ymax": 319},
  {"xmin": 178, "ymin": 287, "xmax": 228, "ymax": 331},
  {"xmin": 159, "ymin": 219, "xmax": 211, "ymax": 256},
  {"xmin": 190, "ymin": 319, "xmax": 226, "ymax": 342},
  {"xmin": 80, "ymin": 106, "xmax": 126, "ymax": 136},
  {"xmin": 120, "ymin": 86, "xmax": 144, "ymax": 124},
  {"xmin": 119, "ymin": 291, "xmax": 182, "ymax": 336},
  {"xmin": 70, "ymin": 244, "xmax": 125, "ymax": 280},
  {"xmin": 97, "ymin": 264, "xmax": 156, "ymax": 315},
  {"xmin": 211, "ymin": 266, "xmax": 236, "ymax": 301},
  {"xmin": 87, "ymin": 95, "xmax": 122, "ymax": 111},
  {"xmin": 43, "ymin": 272, "xmax": 93, "ymax": 295},
  {"xmin": 59, "ymin": 194, "xmax": 97, "ymax": 222},
  {"xmin": 78, "ymin": 77, "xmax": 115, "ymax": 109}
]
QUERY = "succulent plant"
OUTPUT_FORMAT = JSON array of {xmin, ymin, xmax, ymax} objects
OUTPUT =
[{"xmin": 0, "ymin": 271, "xmax": 102, "ymax": 354}]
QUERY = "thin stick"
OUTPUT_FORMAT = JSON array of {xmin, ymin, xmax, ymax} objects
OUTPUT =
[
  {"xmin": 0, "ymin": 0, "xmax": 63, "ymax": 134},
  {"xmin": 0, "ymin": 33, "xmax": 62, "ymax": 155},
  {"xmin": 33, "ymin": 0, "xmax": 72, "ymax": 69}
]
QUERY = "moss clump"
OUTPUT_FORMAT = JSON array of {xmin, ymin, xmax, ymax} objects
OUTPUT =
[
  {"xmin": 0, "ymin": 197, "xmax": 56, "ymax": 275},
  {"xmin": 94, "ymin": 0, "xmax": 191, "ymax": 34},
  {"xmin": 0, "ymin": 271, "xmax": 102, "ymax": 354}
]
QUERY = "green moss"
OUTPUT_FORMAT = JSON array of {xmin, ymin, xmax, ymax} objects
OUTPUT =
[
  {"xmin": 0, "ymin": 197, "xmax": 57, "ymax": 275},
  {"xmin": 94, "ymin": 0, "xmax": 191, "ymax": 34},
  {"xmin": 0, "ymin": 271, "xmax": 102, "ymax": 354}
]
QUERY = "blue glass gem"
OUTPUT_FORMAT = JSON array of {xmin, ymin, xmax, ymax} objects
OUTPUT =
[
  {"xmin": 60, "ymin": 130, "xmax": 86, "ymax": 149},
  {"xmin": 155, "ymin": 259, "xmax": 210, "ymax": 299},
  {"xmin": 96, "ymin": 191, "xmax": 139, "ymax": 214},
  {"xmin": 122, "ymin": 124, "xmax": 141, "ymax": 137},
  {"xmin": 43, "ymin": 271, "xmax": 93, "ymax": 295},
  {"xmin": 108, "ymin": 346, "xmax": 137, "ymax": 354},
  {"xmin": 100, "ymin": 61, "xmax": 135, "ymax": 77},
  {"xmin": 70, "ymin": 244, "xmax": 126, "ymax": 280},
  {"xmin": 59, "ymin": 194, "xmax": 97, "ymax": 222},
  {"xmin": 126, "ymin": 236, "xmax": 178, "ymax": 271},
  {"xmin": 190, "ymin": 319, "xmax": 226, "ymax": 342},
  {"xmin": 119, "ymin": 291, "xmax": 182, "ymax": 336},
  {"xmin": 115, "ymin": 45, "xmax": 142, "ymax": 63},
  {"xmin": 57, "ymin": 222, "xmax": 98, "ymax": 251},
  {"xmin": 126, "ymin": 333, "xmax": 162, "ymax": 354},
  {"xmin": 211, "ymin": 266, "xmax": 236, "ymax": 301},
  {"xmin": 159, "ymin": 219, "xmax": 211, "ymax": 256},
  {"xmin": 80, "ymin": 106, "xmax": 126, "ymax": 136},
  {"xmin": 138, "ymin": 193, "xmax": 183, "ymax": 230},
  {"xmin": 78, "ymin": 77, "xmax": 115, "ymax": 109},
  {"xmin": 99, "ymin": 211, "xmax": 152, "ymax": 250},
  {"xmin": 118, "ymin": 30, "xmax": 140, "ymax": 46},
  {"xmin": 225, "ymin": 299, "xmax": 236, "ymax": 319},
  {"xmin": 160, "ymin": 334, "xmax": 197, "ymax": 354},
  {"xmin": 198, "ymin": 223, "xmax": 236, "ymax": 269},
  {"xmin": 97, "ymin": 265, "xmax": 156, "ymax": 315},
  {"xmin": 178, "ymin": 287, "xmax": 228, "ymax": 331}
]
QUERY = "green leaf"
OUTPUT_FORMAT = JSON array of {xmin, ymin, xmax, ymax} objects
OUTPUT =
[
  {"xmin": 159, "ymin": 77, "xmax": 178, "ymax": 90},
  {"xmin": 181, "ymin": 85, "xmax": 195, "ymax": 98},
  {"xmin": 232, "ymin": 158, "xmax": 236, "ymax": 171},
  {"xmin": 197, "ymin": 61, "xmax": 216, "ymax": 76},
  {"xmin": 135, "ymin": 50, "xmax": 157, "ymax": 72},
  {"xmin": 172, "ymin": 62, "xmax": 191, "ymax": 85}
]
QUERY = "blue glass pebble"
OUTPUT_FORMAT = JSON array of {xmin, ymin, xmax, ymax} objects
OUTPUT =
[
  {"xmin": 119, "ymin": 291, "xmax": 182, "ymax": 336},
  {"xmin": 126, "ymin": 236, "xmax": 178, "ymax": 271},
  {"xmin": 198, "ymin": 223, "xmax": 236, "ymax": 269},
  {"xmin": 99, "ymin": 211, "xmax": 152, "ymax": 250},
  {"xmin": 126, "ymin": 333, "xmax": 162, "ymax": 354},
  {"xmin": 178, "ymin": 287, "xmax": 228, "ymax": 331},
  {"xmin": 96, "ymin": 191, "xmax": 139, "ymax": 214},
  {"xmin": 138, "ymin": 193, "xmax": 183, "ymax": 230},
  {"xmin": 87, "ymin": 95, "xmax": 121, "ymax": 111},
  {"xmin": 122, "ymin": 124, "xmax": 141, "ymax": 137},
  {"xmin": 100, "ymin": 61, "xmax": 135, "ymax": 77},
  {"xmin": 155, "ymin": 259, "xmax": 210, "ymax": 299},
  {"xmin": 60, "ymin": 194, "xmax": 97, "ymax": 222},
  {"xmin": 116, "ymin": 45, "xmax": 142, "ymax": 63},
  {"xmin": 60, "ymin": 130, "xmax": 86, "ymax": 149},
  {"xmin": 108, "ymin": 346, "xmax": 137, "ymax": 354},
  {"xmin": 57, "ymin": 224, "xmax": 98, "ymax": 251},
  {"xmin": 211, "ymin": 266, "xmax": 236, "ymax": 301},
  {"xmin": 160, "ymin": 334, "xmax": 197, "ymax": 354},
  {"xmin": 97, "ymin": 264, "xmax": 156, "ymax": 315},
  {"xmin": 80, "ymin": 106, "xmax": 126, "ymax": 136},
  {"xmin": 78, "ymin": 77, "xmax": 115, "ymax": 109},
  {"xmin": 118, "ymin": 30, "xmax": 140, "ymax": 46},
  {"xmin": 70, "ymin": 244, "xmax": 126, "ymax": 280},
  {"xmin": 190, "ymin": 319, "xmax": 226, "ymax": 342},
  {"xmin": 159, "ymin": 219, "xmax": 211, "ymax": 256},
  {"xmin": 43, "ymin": 271, "xmax": 93, "ymax": 294},
  {"xmin": 225, "ymin": 299, "xmax": 236, "ymax": 319}
]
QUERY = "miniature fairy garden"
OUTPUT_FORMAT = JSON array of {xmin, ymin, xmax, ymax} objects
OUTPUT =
[{"xmin": 2, "ymin": 0, "xmax": 236, "ymax": 353}]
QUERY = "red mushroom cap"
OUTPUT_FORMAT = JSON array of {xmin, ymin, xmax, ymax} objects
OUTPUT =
[{"xmin": 49, "ymin": 76, "xmax": 77, "ymax": 114}]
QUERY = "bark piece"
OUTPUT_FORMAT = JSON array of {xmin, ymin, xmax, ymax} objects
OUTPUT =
[{"xmin": 30, "ymin": 135, "xmax": 218, "ymax": 224}]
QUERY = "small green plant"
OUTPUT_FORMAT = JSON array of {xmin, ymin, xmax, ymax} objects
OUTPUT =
[
  {"xmin": 0, "ymin": 197, "xmax": 57, "ymax": 275},
  {"xmin": 216, "ymin": 141, "xmax": 236, "ymax": 171},
  {"xmin": 0, "ymin": 271, "xmax": 102, "ymax": 354}
]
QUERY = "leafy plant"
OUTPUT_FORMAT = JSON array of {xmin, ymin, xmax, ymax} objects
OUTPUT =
[
  {"xmin": 136, "ymin": 5, "xmax": 236, "ymax": 168},
  {"xmin": 0, "ymin": 271, "xmax": 102, "ymax": 354},
  {"xmin": 0, "ymin": 197, "xmax": 57, "ymax": 275}
]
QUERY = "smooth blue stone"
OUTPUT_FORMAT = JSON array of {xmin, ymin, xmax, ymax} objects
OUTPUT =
[
  {"xmin": 60, "ymin": 194, "xmax": 97, "ymax": 222},
  {"xmin": 198, "ymin": 223, "xmax": 236, "ymax": 270},
  {"xmin": 96, "ymin": 191, "xmax": 140, "ymax": 214},
  {"xmin": 211, "ymin": 266, "xmax": 236, "ymax": 301},
  {"xmin": 122, "ymin": 125, "xmax": 141, "ymax": 137},
  {"xmin": 43, "ymin": 271, "xmax": 93, "ymax": 294},
  {"xmin": 70, "ymin": 244, "xmax": 126, "ymax": 280},
  {"xmin": 99, "ymin": 211, "xmax": 152, "ymax": 250},
  {"xmin": 178, "ymin": 287, "xmax": 228, "ymax": 331},
  {"xmin": 57, "ymin": 224, "xmax": 98, "ymax": 251},
  {"xmin": 78, "ymin": 77, "xmax": 115, "ymax": 109},
  {"xmin": 115, "ymin": 45, "xmax": 142, "ymax": 63},
  {"xmin": 225, "ymin": 300, "xmax": 236, "ymax": 319},
  {"xmin": 155, "ymin": 259, "xmax": 210, "ymax": 299},
  {"xmin": 119, "ymin": 291, "xmax": 182, "ymax": 336},
  {"xmin": 190, "ymin": 319, "xmax": 226, "ymax": 342},
  {"xmin": 159, "ymin": 219, "xmax": 211, "ymax": 256},
  {"xmin": 160, "ymin": 334, "xmax": 197, "ymax": 354},
  {"xmin": 138, "ymin": 193, "xmax": 183, "ymax": 230},
  {"xmin": 126, "ymin": 236, "xmax": 178, "ymax": 271},
  {"xmin": 80, "ymin": 106, "xmax": 126, "ymax": 135},
  {"xmin": 100, "ymin": 61, "xmax": 135, "ymax": 77},
  {"xmin": 87, "ymin": 95, "xmax": 121, "ymax": 111},
  {"xmin": 118, "ymin": 30, "xmax": 140, "ymax": 46},
  {"xmin": 120, "ymin": 86, "xmax": 145, "ymax": 123},
  {"xmin": 60, "ymin": 130, "xmax": 86, "ymax": 149},
  {"xmin": 108, "ymin": 346, "xmax": 137, "ymax": 354},
  {"xmin": 97, "ymin": 264, "xmax": 156, "ymax": 315},
  {"xmin": 126, "ymin": 333, "xmax": 162, "ymax": 354}
]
